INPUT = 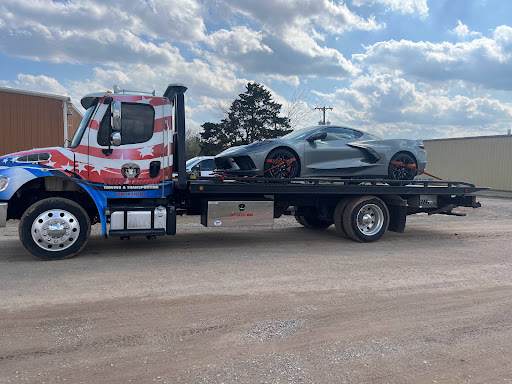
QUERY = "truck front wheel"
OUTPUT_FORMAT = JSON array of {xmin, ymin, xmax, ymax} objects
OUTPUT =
[{"xmin": 19, "ymin": 198, "xmax": 91, "ymax": 260}]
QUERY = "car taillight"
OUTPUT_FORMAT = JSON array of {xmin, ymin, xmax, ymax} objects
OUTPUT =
[{"xmin": 419, "ymin": 144, "xmax": 425, "ymax": 149}]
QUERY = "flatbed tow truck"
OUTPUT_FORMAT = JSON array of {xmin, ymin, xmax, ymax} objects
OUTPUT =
[{"xmin": 0, "ymin": 84, "xmax": 484, "ymax": 259}]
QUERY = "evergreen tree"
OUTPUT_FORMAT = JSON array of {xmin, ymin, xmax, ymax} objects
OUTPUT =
[{"xmin": 200, "ymin": 82, "xmax": 291, "ymax": 155}]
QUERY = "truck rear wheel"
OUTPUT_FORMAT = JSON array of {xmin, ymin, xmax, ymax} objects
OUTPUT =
[
  {"xmin": 333, "ymin": 198, "xmax": 350, "ymax": 238},
  {"xmin": 295, "ymin": 214, "xmax": 332, "ymax": 230},
  {"xmin": 295, "ymin": 208, "xmax": 332, "ymax": 230},
  {"xmin": 341, "ymin": 196, "xmax": 389, "ymax": 242},
  {"xmin": 19, "ymin": 198, "xmax": 91, "ymax": 260}
]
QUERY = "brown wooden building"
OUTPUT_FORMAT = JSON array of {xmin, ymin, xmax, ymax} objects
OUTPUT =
[{"xmin": 0, "ymin": 87, "xmax": 82, "ymax": 156}]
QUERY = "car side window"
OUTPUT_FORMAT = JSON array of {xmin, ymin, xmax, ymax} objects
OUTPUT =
[
  {"xmin": 200, "ymin": 159, "xmax": 214, "ymax": 171},
  {"xmin": 322, "ymin": 127, "xmax": 357, "ymax": 141}
]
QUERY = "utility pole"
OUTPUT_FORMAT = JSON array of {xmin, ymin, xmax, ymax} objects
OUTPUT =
[{"xmin": 315, "ymin": 106, "xmax": 333, "ymax": 125}]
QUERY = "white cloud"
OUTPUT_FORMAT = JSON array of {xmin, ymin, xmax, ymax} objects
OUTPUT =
[
  {"xmin": 7, "ymin": 74, "xmax": 69, "ymax": 96},
  {"xmin": 313, "ymin": 74, "xmax": 512, "ymax": 138},
  {"xmin": 204, "ymin": 0, "xmax": 377, "ymax": 79},
  {"xmin": 352, "ymin": 0, "xmax": 428, "ymax": 17},
  {"xmin": 204, "ymin": 26, "xmax": 272, "ymax": 55},
  {"xmin": 451, "ymin": 20, "xmax": 482, "ymax": 40},
  {"xmin": 354, "ymin": 25, "xmax": 512, "ymax": 90}
]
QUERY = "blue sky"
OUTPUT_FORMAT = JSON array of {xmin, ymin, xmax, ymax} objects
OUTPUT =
[{"xmin": 1, "ymin": 0, "xmax": 512, "ymax": 139}]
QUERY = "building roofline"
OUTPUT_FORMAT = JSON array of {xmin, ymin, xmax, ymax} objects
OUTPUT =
[
  {"xmin": 424, "ymin": 134, "xmax": 512, "ymax": 142},
  {"xmin": 69, "ymin": 103, "xmax": 83, "ymax": 117},
  {"xmin": 0, "ymin": 86, "xmax": 71, "ymax": 101}
]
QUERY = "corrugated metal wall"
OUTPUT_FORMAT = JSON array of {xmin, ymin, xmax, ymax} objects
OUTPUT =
[
  {"xmin": 0, "ymin": 91, "xmax": 81, "ymax": 156},
  {"xmin": 424, "ymin": 135, "xmax": 512, "ymax": 191}
]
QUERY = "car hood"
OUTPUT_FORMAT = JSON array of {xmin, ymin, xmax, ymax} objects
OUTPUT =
[{"xmin": 216, "ymin": 140, "xmax": 279, "ymax": 156}]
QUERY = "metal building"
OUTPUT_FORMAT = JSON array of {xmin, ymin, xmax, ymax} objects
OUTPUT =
[
  {"xmin": 0, "ymin": 87, "xmax": 82, "ymax": 156},
  {"xmin": 424, "ymin": 135, "xmax": 512, "ymax": 191}
]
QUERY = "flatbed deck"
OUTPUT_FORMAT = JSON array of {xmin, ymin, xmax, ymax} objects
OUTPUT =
[{"xmin": 188, "ymin": 177, "xmax": 486, "ymax": 197}]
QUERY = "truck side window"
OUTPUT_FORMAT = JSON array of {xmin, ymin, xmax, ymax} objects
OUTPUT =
[
  {"xmin": 97, "ymin": 110, "xmax": 111, "ymax": 146},
  {"xmin": 97, "ymin": 102, "xmax": 155, "ymax": 146},
  {"xmin": 120, "ymin": 103, "xmax": 155, "ymax": 145}
]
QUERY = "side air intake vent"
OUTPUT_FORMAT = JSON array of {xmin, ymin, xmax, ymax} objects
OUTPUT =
[{"xmin": 15, "ymin": 153, "xmax": 51, "ymax": 163}]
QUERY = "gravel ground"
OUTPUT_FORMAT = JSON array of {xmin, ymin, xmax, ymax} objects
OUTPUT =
[{"xmin": 0, "ymin": 195, "xmax": 511, "ymax": 383}]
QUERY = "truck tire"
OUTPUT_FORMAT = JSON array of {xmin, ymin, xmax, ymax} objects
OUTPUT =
[
  {"xmin": 333, "ymin": 198, "xmax": 350, "ymax": 238},
  {"xmin": 342, "ymin": 196, "xmax": 389, "ymax": 242},
  {"xmin": 19, "ymin": 197, "xmax": 91, "ymax": 260},
  {"xmin": 295, "ymin": 213, "xmax": 332, "ymax": 230}
]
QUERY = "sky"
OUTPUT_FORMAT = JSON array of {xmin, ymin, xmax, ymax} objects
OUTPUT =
[{"xmin": 1, "ymin": 0, "xmax": 512, "ymax": 139}]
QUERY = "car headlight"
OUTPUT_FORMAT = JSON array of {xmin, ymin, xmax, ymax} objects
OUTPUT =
[{"xmin": 0, "ymin": 176, "xmax": 8, "ymax": 192}]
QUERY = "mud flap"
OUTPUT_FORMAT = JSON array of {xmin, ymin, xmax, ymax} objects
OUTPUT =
[{"xmin": 387, "ymin": 204, "xmax": 407, "ymax": 233}]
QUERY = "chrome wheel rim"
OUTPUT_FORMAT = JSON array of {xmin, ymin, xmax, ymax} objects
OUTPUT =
[
  {"xmin": 31, "ymin": 209, "xmax": 80, "ymax": 251},
  {"xmin": 356, "ymin": 204, "xmax": 384, "ymax": 236}
]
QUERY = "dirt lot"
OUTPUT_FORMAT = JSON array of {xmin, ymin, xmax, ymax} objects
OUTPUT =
[{"xmin": 1, "ymin": 195, "xmax": 511, "ymax": 383}]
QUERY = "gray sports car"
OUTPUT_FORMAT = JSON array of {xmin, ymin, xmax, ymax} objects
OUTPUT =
[{"xmin": 214, "ymin": 125, "xmax": 426, "ymax": 180}]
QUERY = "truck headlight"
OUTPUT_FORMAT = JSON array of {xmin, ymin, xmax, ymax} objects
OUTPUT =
[{"xmin": 0, "ymin": 176, "xmax": 8, "ymax": 192}]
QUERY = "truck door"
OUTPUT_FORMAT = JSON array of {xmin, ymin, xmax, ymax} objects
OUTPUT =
[{"xmin": 88, "ymin": 96, "xmax": 169, "ymax": 197}]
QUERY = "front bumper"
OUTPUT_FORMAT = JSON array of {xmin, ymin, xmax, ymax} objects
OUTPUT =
[{"xmin": 0, "ymin": 202, "xmax": 7, "ymax": 227}]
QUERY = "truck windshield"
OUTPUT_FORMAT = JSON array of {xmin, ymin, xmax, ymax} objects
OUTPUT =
[{"xmin": 69, "ymin": 106, "xmax": 95, "ymax": 148}]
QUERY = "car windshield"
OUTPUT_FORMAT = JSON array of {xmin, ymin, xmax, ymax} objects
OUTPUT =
[
  {"xmin": 186, "ymin": 158, "xmax": 200, "ymax": 168},
  {"xmin": 69, "ymin": 106, "xmax": 95, "ymax": 148},
  {"xmin": 281, "ymin": 127, "xmax": 321, "ymax": 140}
]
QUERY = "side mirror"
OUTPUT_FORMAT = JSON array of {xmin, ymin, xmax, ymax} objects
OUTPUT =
[
  {"xmin": 111, "ymin": 132, "xmax": 122, "ymax": 146},
  {"xmin": 306, "ymin": 131, "xmax": 327, "ymax": 142},
  {"xmin": 111, "ymin": 100, "xmax": 122, "ymax": 146},
  {"xmin": 191, "ymin": 163, "xmax": 201, "ymax": 177}
]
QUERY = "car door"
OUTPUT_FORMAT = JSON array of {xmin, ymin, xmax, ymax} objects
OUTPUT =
[{"xmin": 304, "ymin": 127, "xmax": 364, "ymax": 176}]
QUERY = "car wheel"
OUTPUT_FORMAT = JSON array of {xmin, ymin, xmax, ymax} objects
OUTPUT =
[
  {"xmin": 388, "ymin": 152, "xmax": 417, "ymax": 181},
  {"xmin": 342, "ymin": 196, "xmax": 389, "ymax": 242},
  {"xmin": 264, "ymin": 149, "xmax": 300, "ymax": 178},
  {"xmin": 19, "ymin": 197, "xmax": 91, "ymax": 260}
]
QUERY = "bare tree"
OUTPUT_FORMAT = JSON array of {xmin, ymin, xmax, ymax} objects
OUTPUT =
[
  {"xmin": 185, "ymin": 129, "xmax": 201, "ymax": 160},
  {"xmin": 285, "ymin": 87, "xmax": 316, "ymax": 129}
]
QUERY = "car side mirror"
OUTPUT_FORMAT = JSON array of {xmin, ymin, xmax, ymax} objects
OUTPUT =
[
  {"xmin": 306, "ymin": 131, "xmax": 327, "ymax": 142},
  {"xmin": 111, "ymin": 100, "xmax": 122, "ymax": 146},
  {"xmin": 191, "ymin": 163, "xmax": 201, "ymax": 177}
]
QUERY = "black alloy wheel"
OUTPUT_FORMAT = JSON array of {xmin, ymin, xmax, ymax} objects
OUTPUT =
[
  {"xmin": 388, "ymin": 153, "xmax": 417, "ymax": 181},
  {"xmin": 264, "ymin": 149, "xmax": 300, "ymax": 178}
]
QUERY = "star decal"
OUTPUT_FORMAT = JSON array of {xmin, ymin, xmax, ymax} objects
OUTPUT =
[
  {"xmin": 138, "ymin": 146, "xmax": 154, "ymax": 158},
  {"xmin": 91, "ymin": 164, "xmax": 106, "ymax": 175},
  {"xmin": 45, "ymin": 160, "xmax": 56, "ymax": 168},
  {"xmin": 2, "ymin": 158, "xmax": 9, "ymax": 164},
  {"xmin": 137, "ymin": 96, "xmax": 153, "ymax": 104},
  {"xmin": 61, "ymin": 162, "xmax": 73, "ymax": 172},
  {"xmin": 76, "ymin": 162, "xmax": 88, "ymax": 173}
]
